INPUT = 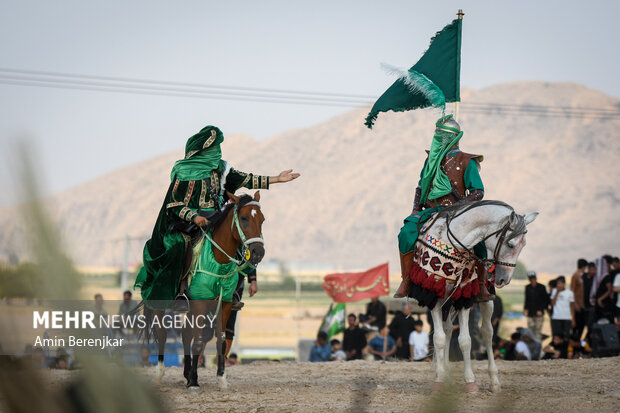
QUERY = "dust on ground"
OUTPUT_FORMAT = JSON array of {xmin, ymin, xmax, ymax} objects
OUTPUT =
[{"xmin": 46, "ymin": 357, "xmax": 620, "ymax": 412}]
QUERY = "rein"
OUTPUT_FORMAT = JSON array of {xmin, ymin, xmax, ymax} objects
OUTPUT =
[{"xmin": 441, "ymin": 201, "xmax": 524, "ymax": 274}]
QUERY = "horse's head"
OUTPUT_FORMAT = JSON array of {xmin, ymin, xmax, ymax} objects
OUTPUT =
[
  {"xmin": 484, "ymin": 210, "xmax": 538, "ymax": 288},
  {"xmin": 227, "ymin": 191, "xmax": 265, "ymax": 265}
]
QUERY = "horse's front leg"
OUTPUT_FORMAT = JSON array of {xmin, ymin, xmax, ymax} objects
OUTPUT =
[
  {"xmin": 458, "ymin": 308, "xmax": 478, "ymax": 392},
  {"xmin": 442, "ymin": 310, "xmax": 454, "ymax": 375},
  {"xmin": 480, "ymin": 300, "xmax": 500, "ymax": 392},
  {"xmin": 182, "ymin": 323, "xmax": 193, "ymax": 386},
  {"xmin": 216, "ymin": 301, "xmax": 232, "ymax": 390},
  {"xmin": 431, "ymin": 306, "xmax": 447, "ymax": 391},
  {"xmin": 154, "ymin": 310, "xmax": 167, "ymax": 384},
  {"xmin": 188, "ymin": 300, "xmax": 208, "ymax": 389}
]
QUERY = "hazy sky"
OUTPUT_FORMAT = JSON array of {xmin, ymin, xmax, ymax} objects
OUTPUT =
[{"xmin": 1, "ymin": 0, "xmax": 619, "ymax": 206}]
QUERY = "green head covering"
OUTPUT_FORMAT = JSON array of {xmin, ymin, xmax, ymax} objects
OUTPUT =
[
  {"xmin": 170, "ymin": 125, "xmax": 224, "ymax": 181},
  {"xmin": 419, "ymin": 115, "xmax": 464, "ymax": 204}
]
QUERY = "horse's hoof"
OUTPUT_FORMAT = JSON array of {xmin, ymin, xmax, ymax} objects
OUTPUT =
[
  {"xmin": 431, "ymin": 382, "xmax": 444, "ymax": 392},
  {"xmin": 217, "ymin": 376, "xmax": 229, "ymax": 391},
  {"xmin": 186, "ymin": 385, "xmax": 201, "ymax": 394},
  {"xmin": 490, "ymin": 383, "xmax": 501, "ymax": 393},
  {"xmin": 464, "ymin": 382, "xmax": 479, "ymax": 393}
]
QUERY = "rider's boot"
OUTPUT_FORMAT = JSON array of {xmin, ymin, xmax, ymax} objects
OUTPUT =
[
  {"xmin": 474, "ymin": 263, "xmax": 495, "ymax": 302},
  {"xmin": 173, "ymin": 278, "xmax": 190, "ymax": 312},
  {"xmin": 394, "ymin": 251, "xmax": 415, "ymax": 298}
]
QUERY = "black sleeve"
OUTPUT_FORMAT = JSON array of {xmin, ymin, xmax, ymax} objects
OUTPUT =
[{"xmin": 524, "ymin": 286, "xmax": 531, "ymax": 312}]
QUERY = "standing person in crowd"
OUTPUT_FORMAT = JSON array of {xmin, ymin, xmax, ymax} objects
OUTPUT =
[
  {"xmin": 408, "ymin": 320, "xmax": 430, "ymax": 362},
  {"xmin": 595, "ymin": 267, "xmax": 615, "ymax": 324},
  {"xmin": 582, "ymin": 262, "xmax": 597, "ymax": 338},
  {"xmin": 365, "ymin": 297, "xmax": 387, "ymax": 330},
  {"xmin": 613, "ymin": 259, "xmax": 620, "ymax": 322},
  {"xmin": 118, "ymin": 290, "xmax": 136, "ymax": 316},
  {"xmin": 309, "ymin": 331, "xmax": 331, "ymax": 362},
  {"xmin": 389, "ymin": 302, "xmax": 417, "ymax": 360},
  {"xmin": 367, "ymin": 326, "xmax": 396, "ymax": 361},
  {"xmin": 343, "ymin": 314, "xmax": 367, "ymax": 360},
  {"xmin": 523, "ymin": 271, "xmax": 548, "ymax": 341},
  {"xmin": 547, "ymin": 278, "xmax": 557, "ymax": 335},
  {"xmin": 550, "ymin": 276, "xmax": 575, "ymax": 340},
  {"xmin": 118, "ymin": 290, "xmax": 137, "ymax": 336},
  {"xmin": 570, "ymin": 259, "xmax": 588, "ymax": 340}
]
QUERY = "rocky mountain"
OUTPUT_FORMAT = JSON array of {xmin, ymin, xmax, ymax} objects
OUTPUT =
[{"xmin": 1, "ymin": 82, "xmax": 618, "ymax": 275}]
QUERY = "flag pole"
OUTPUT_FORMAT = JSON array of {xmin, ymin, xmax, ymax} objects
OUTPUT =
[{"xmin": 454, "ymin": 9, "xmax": 464, "ymax": 121}]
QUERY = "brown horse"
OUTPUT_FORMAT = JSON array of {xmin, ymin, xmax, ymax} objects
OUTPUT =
[{"xmin": 152, "ymin": 191, "xmax": 265, "ymax": 389}]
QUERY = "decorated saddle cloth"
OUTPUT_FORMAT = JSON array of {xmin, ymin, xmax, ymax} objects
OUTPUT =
[
  {"xmin": 408, "ymin": 218, "xmax": 480, "ymax": 310},
  {"xmin": 188, "ymin": 235, "xmax": 244, "ymax": 302}
]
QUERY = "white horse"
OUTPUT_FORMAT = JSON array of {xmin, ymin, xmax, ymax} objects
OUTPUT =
[{"xmin": 413, "ymin": 201, "xmax": 538, "ymax": 393}]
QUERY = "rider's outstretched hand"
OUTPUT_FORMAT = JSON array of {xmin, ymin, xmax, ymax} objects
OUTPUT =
[{"xmin": 272, "ymin": 169, "xmax": 300, "ymax": 183}]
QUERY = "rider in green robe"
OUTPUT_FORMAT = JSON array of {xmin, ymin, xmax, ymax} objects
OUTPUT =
[
  {"xmin": 394, "ymin": 115, "xmax": 492, "ymax": 301},
  {"xmin": 134, "ymin": 125, "xmax": 299, "ymax": 305}
]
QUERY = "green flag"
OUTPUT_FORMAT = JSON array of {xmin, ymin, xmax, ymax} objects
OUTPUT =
[
  {"xmin": 365, "ymin": 18, "xmax": 462, "ymax": 129},
  {"xmin": 320, "ymin": 303, "xmax": 346, "ymax": 339}
]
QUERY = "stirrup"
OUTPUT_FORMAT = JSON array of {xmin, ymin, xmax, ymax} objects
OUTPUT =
[{"xmin": 173, "ymin": 293, "xmax": 190, "ymax": 312}]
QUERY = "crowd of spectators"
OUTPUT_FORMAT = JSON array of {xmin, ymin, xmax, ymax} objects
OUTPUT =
[
  {"xmin": 310, "ymin": 254, "xmax": 619, "ymax": 362},
  {"xmin": 491, "ymin": 255, "xmax": 619, "ymax": 361}
]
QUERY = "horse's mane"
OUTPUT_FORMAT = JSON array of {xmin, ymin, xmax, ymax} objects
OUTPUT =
[
  {"xmin": 438, "ymin": 200, "xmax": 526, "ymax": 241},
  {"xmin": 208, "ymin": 194, "xmax": 255, "ymax": 230}
]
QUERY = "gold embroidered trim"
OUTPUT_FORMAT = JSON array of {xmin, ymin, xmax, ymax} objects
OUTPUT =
[
  {"xmin": 172, "ymin": 179, "xmax": 180, "ymax": 195},
  {"xmin": 240, "ymin": 173, "xmax": 251, "ymax": 188},
  {"xmin": 203, "ymin": 129, "xmax": 217, "ymax": 149},
  {"xmin": 180, "ymin": 207, "xmax": 194, "ymax": 221},
  {"xmin": 260, "ymin": 176, "xmax": 268, "ymax": 189},
  {"xmin": 166, "ymin": 201, "xmax": 184, "ymax": 209},
  {"xmin": 199, "ymin": 179, "xmax": 208, "ymax": 208},
  {"xmin": 252, "ymin": 176, "xmax": 259, "ymax": 189},
  {"xmin": 212, "ymin": 170, "xmax": 220, "ymax": 194},
  {"xmin": 183, "ymin": 180, "xmax": 195, "ymax": 205},
  {"xmin": 185, "ymin": 150, "xmax": 198, "ymax": 159}
]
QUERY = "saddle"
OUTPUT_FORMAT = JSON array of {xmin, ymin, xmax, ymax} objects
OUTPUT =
[{"xmin": 408, "ymin": 229, "xmax": 480, "ymax": 312}]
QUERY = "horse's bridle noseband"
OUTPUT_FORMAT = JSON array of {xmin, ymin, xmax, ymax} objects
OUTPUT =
[{"xmin": 232, "ymin": 200, "xmax": 264, "ymax": 260}]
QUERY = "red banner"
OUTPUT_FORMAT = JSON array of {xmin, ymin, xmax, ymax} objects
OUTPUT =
[{"xmin": 322, "ymin": 263, "xmax": 390, "ymax": 303}]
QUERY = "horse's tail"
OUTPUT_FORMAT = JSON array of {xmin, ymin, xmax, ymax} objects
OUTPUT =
[{"xmin": 130, "ymin": 300, "xmax": 158, "ymax": 344}]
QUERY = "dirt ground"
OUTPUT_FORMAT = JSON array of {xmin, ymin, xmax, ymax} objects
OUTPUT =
[{"xmin": 42, "ymin": 357, "xmax": 620, "ymax": 413}]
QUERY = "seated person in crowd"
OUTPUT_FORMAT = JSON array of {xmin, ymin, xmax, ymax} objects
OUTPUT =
[
  {"xmin": 330, "ymin": 339, "xmax": 346, "ymax": 361},
  {"xmin": 567, "ymin": 338, "xmax": 591, "ymax": 360},
  {"xmin": 227, "ymin": 353, "xmax": 240, "ymax": 366},
  {"xmin": 542, "ymin": 335, "xmax": 569, "ymax": 359},
  {"xmin": 511, "ymin": 332, "xmax": 531, "ymax": 361},
  {"xmin": 408, "ymin": 320, "xmax": 430, "ymax": 362},
  {"xmin": 309, "ymin": 331, "xmax": 331, "ymax": 362},
  {"xmin": 367, "ymin": 326, "xmax": 396, "ymax": 361}
]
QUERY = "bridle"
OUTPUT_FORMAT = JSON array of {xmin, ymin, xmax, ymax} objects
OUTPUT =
[
  {"xmin": 441, "ymin": 201, "xmax": 526, "ymax": 276},
  {"xmin": 199, "ymin": 200, "xmax": 264, "ymax": 267},
  {"xmin": 231, "ymin": 200, "xmax": 264, "ymax": 262}
]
